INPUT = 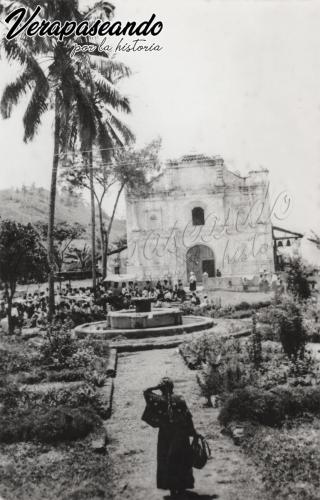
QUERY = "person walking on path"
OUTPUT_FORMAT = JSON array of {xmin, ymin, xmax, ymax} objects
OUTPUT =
[{"xmin": 142, "ymin": 377, "xmax": 199, "ymax": 498}]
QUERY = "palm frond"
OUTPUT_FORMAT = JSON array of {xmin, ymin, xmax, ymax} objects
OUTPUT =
[
  {"xmin": 1, "ymin": 69, "xmax": 33, "ymax": 118},
  {"xmin": 1, "ymin": 37, "xmax": 34, "ymax": 65},
  {"xmin": 104, "ymin": 108, "xmax": 135, "ymax": 144},
  {"xmin": 83, "ymin": 1, "xmax": 115, "ymax": 21},
  {"xmin": 73, "ymin": 81, "xmax": 97, "ymax": 149},
  {"xmin": 90, "ymin": 57, "xmax": 131, "ymax": 83},
  {"xmin": 91, "ymin": 69, "xmax": 131, "ymax": 113},
  {"xmin": 23, "ymin": 77, "xmax": 49, "ymax": 141}
]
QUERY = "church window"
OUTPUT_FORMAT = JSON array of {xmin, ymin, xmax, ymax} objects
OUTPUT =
[{"xmin": 192, "ymin": 207, "xmax": 205, "ymax": 226}]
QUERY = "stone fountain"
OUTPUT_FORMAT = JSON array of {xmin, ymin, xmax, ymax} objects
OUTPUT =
[{"xmin": 74, "ymin": 298, "xmax": 213, "ymax": 346}]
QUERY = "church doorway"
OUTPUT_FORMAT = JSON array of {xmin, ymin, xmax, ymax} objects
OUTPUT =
[{"xmin": 186, "ymin": 245, "xmax": 215, "ymax": 281}]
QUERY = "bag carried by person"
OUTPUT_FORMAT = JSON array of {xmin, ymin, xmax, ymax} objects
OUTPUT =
[
  {"xmin": 191, "ymin": 434, "xmax": 211, "ymax": 469},
  {"xmin": 141, "ymin": 403, "xmax": 162, "ymax": 428}
]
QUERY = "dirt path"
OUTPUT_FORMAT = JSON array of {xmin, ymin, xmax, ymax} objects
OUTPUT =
[{"xmin": 106, "ymin": 348, "xmax": 268, "ymax": 500}]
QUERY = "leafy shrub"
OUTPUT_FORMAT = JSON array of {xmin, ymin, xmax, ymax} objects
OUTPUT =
[
  {"xmin": 247, "ymin": 314, "xmax": 262, "ymax": 368},
  {"xmin": 194, "ymin": 337, "xmax": 254, "ymax": 400},
  {"xmin": 252, "ymin": 300, "xmax": 272, "ymax": 310},
  {"xmin": 219, "ymin": 386, "xmax": 320, "ymax": 428},
  {"xmin": 0, "ymin": 405, "xmax": 101, "ymax": 443},
  {"xmin": 234, "ymin": 301, "xmax": 251, "ymax": 311},
  {"xmin": 25, "ymin": 382, "xmax": 107, "ymax": 417},
  {"xmin": 244, "ymin": 425, "xmax": 320, "ymax": 500},
  {"xmin": 286, "ymin": 257, "xmax": 311, "ymax": 300},
  {"xmin": 0, "ymin": 382, "xmax": 22, "ymax": 412},
  {"xmin": 219, "ymin": 386, "xmax": 288, "ymax": 427},
  {"xmin": 201, "ymin": 358, "xmax": 252, "ymax": 400},
  {"xmin": 0, "ymin": 348, "xmax": 32, "ymax": 374},
  {"xmin": 272, "ymin": 298, "xmax": 307, "ymax": 361},
  {"xmin": 180, "ymin": 331, "xmax": 247, "ymax": 369},
  {"xmin": 82, "ymin": 340, "xmax": 110, "ymax": 358},
  {"xmin": 40, "ymin": 320, "xmax": 77, "ymax": 367}
]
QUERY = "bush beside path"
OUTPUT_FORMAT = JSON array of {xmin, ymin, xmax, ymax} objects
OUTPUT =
[{"xmin": 106, "ymin": 348, "xmax": 268, "ymax": 500}]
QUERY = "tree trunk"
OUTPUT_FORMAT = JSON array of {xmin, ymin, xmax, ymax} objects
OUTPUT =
[
  {"xmin": 7, "ymin": 296, "xmax": 13, "ymax": 335},
  {"xmin": 5, "ymin": 283, "xmax": 14, "ymax": 335},
  {"xmin": 104, "ymin": 232, "xmax": 109, "ymax": 278},
  {"xmin": 48, "ymin": 93, "xmax": 61, "ymax": 320},
  {"xmin": 103, "ymin": 183, "xmax": 125, "ymax": 279},
  {"xmin": 97, "ymin": 201, "xmax": 107, "ymax": 279},
  {"xmin": 89, "ymin": 150, "xmax": 97, "ymax": 292}
]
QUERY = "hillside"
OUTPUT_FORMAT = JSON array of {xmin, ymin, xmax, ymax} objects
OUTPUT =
[{"xmin": 0, "ymin": 187, "xmax": 126, "ymax": 243}]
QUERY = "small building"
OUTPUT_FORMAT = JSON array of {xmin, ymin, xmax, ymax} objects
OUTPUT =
[
  {"xmin": 125, "ymin": 154, "xmax": 274, "ymax": 286},
  {"xmin": 272, "ymin": 226, "xmax": 304, "ymax": 271}
]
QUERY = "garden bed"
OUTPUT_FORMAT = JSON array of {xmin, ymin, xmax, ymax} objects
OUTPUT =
[
  {"xmin": 180, "ymin": 292, "xmax": 320, "ymax": 499},
  {"xmin": 0, "ymin": 322, "xmax": 116, "ymax": 446},
  {"xmin": 0, "ymin": 437, "xmax": 113, "ymax": 500},
  {"xmin": 0, "ymin": 319, "xmax": 118, "ymax": 499},
  {"xmin": 237, "ymin": 420, "xmax": 320, "ymax": 500}
]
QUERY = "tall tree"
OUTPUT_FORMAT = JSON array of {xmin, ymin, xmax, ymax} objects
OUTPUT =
[
  {"xmin": 61, "ymin": 138, "xmax": 161, "ymax": 278},
  {"xmin": 0, "ymin": 0, "xmax": 131, "ymax": 316},
  {"xmin": 67, "ymin": 60, "xmax": 134, "ymax": 290},
  {"xmin": 0, "ymin": 219, "xmax": 48, "ymax": 334}
]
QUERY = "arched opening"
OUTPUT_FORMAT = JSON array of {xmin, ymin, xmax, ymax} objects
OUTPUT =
[
  {"xmin": 186, "ymin": 245, "xmax": 215, "ymax": 281},
  {"xmin": 192, "ymin": 207, "xmax": 205, "ymax": 226}
]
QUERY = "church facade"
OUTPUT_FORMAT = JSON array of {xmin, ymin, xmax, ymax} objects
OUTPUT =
[{"xmin": 125, "ymin": 154, "xmax": 274, "ymax": 285}]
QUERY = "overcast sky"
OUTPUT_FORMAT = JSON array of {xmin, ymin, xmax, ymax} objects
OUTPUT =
[{"xmin": 0, "ymin": 0, "xmax": 319, "ymax": 233}]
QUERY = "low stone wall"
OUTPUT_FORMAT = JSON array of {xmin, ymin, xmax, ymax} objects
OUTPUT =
[{"xmin": 205, "ymin": 276, "xmax": 260, "ymax": 291}]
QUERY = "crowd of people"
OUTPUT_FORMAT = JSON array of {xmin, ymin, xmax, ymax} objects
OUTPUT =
[
  {"xmin": 0, "ymin": 269, "xmax": 291, "ymax": 333},
  {"xmin": 0, "ymin": 286, "xmax": 101, "ymax": 331},
  {"xmin": 0, "ymin": 279, "xmax": 203, "ymax": 332}
]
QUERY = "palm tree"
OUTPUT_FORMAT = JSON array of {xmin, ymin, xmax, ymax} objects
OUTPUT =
[
  {"xmin": 61, "ymin": 58, "xmax": 135, "ymax": 282},
  {"xmin": 0, "ymin": 0, "xmax": 131, "ymax": 316}
]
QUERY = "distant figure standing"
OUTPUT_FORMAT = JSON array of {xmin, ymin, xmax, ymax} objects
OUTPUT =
[
  {"xmin": 271, "ymin": 274, "xmax": 278, "ymax": 292},
  {"xmin": 189, "ymin": 272, "xmax": 197, "ymax": 291},
  {"xmin": 258, "ymin": 274, "xmax": 264, "ymax": 292},
  {"xmin": 142, "ymin": 377, "xmax": 198, "ymax": 497},
  {"xmin": 263, "ymin": 273, "xmax": 270, "ymax": 293}
]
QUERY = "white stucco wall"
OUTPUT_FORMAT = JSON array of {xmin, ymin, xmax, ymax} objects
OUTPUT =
[{"xmin": 126, "ymin": 155, "xmax": 274, "ymax": 283}]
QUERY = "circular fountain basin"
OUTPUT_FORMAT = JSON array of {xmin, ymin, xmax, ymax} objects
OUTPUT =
[
  {"xmin": 108, "ymin": 308, "xmax": 182, "ymax": 330},
  {"xmin": 74, "ymin": 314, "xmax": 214, "ymax": 341}
]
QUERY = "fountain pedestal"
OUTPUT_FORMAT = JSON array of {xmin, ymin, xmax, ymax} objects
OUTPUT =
[{"xmin": 132, "ymin": 298, "xmax": 152, "ymax": 313}]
